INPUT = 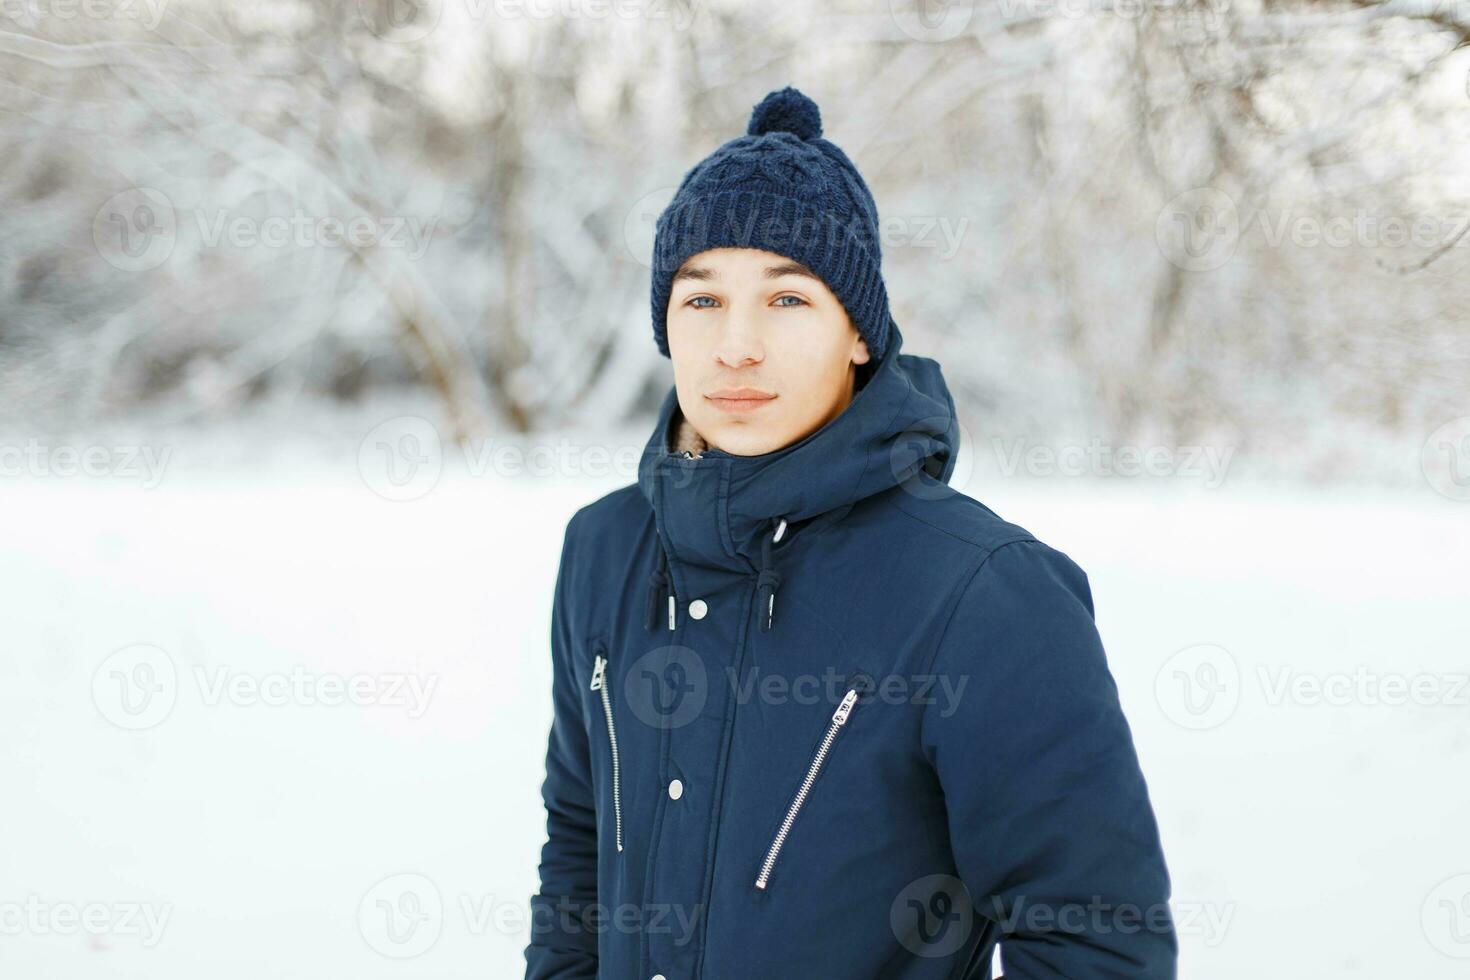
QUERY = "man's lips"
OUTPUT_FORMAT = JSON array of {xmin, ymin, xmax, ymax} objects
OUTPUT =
[{"xmin": 705, "ymin": 388, "xmax": 777, "ymax": 413}]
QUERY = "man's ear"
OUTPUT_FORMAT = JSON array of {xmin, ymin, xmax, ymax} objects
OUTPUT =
[{"xmin": 851, "ymin": 333, "xmax": 871, "ymax": 365}]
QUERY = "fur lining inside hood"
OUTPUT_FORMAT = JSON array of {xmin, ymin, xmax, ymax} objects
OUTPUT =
[{"xmin": 672, "ymin": 411, "xmax": 708, "ymax": 458}]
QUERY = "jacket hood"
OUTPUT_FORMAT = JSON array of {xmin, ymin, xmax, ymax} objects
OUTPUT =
[{"xmin": 635, "ymin": 321, "xmax": 959, "ymax": 630}]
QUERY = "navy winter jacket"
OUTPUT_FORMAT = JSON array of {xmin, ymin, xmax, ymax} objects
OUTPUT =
[{"xmin": 525, "ymin": 324, "xmax": 1176, "ymax": 979}]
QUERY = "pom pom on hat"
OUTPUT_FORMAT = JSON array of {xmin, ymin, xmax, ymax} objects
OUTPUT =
[{"xmin": 747, "ymin": 86, "xmax": 822, "ymax": 140}]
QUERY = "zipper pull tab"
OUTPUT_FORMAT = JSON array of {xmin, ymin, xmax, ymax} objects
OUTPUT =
[
  {"xmin": 590, "ymin": 653, "xmax": 606, "ymax": 692},
  {"xmin": 831, "ymin": 687, "xmax": 860, "ymax": 726}
]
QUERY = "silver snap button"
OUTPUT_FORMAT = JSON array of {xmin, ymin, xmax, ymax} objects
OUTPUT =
[
  {"xmin": 688, "ymin": 598, "xmax": 708, "ymax": 620},
  {"xmin": 668, "ymin": 779, "xmax": 684, "ymax": 800}
]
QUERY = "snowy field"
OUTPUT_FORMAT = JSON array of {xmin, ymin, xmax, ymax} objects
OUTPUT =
[{"xmin": 2, "ymin": 410, "xmax": 1467, "ymax": 979}]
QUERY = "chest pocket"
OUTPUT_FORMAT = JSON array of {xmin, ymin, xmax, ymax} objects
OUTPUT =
[
  {"xmin": 754, "ymin": 668, "xmax": 876, "ymax": 891},
  {"xmin": 741, "ymin": 593, "xmax": 887, "ymax": 894},
  {"xmin": 576, "ymin": 633, "xmax": 627, "ymax": 854}
]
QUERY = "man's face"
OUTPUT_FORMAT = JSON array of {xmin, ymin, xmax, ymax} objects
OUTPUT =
[{"xmin": 665, "ymin": 247, "xmax": 871, "ymax": 457}]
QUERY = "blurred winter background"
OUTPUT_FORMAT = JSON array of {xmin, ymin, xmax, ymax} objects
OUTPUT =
[{"xmin": 1, "ymin": 0, "xmax": 1468, "ymax": 977}]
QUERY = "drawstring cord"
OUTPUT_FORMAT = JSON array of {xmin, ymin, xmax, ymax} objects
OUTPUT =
[
  {"xmin": 644, "ymin": 542, "xmax": 675, "ymax": 631},
  {"xmin": 646, "ymin": 515, "xmax": 789, "ymax": 633},
  {"xmin": 756, "ymin": 516, "xmax": 788, "ymax": 633}
]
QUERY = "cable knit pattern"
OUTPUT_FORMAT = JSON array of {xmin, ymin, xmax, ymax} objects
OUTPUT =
[{"xmin": 650, "ymin": 86, "xmax": 893, "ymax": 361}]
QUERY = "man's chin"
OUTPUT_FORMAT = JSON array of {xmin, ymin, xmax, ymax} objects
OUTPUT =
[{"xmin": 697, "ymin": 419, "xmax": 789, "ymax": 458}]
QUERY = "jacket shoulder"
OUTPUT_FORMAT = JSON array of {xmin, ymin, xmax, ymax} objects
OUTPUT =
[
  {"xmin": 884, "ymin": 483, "xmax": 1038, "ymax": 558},
  {"xmin": 882, "ymin": 483, "xmax": 1094, "ymax": 591},
  {"xmin": 565, "ymin": 482, "xmax": 651, "ymax": 553},
  {"xmin": 554, "ymin": 484, "xmax": 650, "ymax": 633}
]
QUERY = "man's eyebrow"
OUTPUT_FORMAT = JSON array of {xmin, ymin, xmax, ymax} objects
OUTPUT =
[
  {"xmin": 671, "ymin": 265, "xmax": 715, "ymax": 284},
  {"xmin": 670, "ymin": 262, "xmax": 821, "ymax": 284},
  {"xmin": 762, "ymin": 262, "xmax": 821, "ymax": 282}
]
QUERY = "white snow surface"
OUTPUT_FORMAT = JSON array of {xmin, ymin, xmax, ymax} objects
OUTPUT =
[{"xmin": 1, "ymin": 408, "xmax": 1466, "ymax": 979}]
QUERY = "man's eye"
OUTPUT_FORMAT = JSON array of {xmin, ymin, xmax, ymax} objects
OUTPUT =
[
  {"xmin": 773, "ymin": 295, "xmax": 808, "ymax": 307},
  {"xmin": 686, "ymin": 296, "xmax": 717, "ymax": 309}
]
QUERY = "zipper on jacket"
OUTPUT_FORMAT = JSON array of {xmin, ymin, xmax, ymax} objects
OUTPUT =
[
  {"xmin": 754, "ymin": 683, "xmax": 863, "ymax": 891},
  {"xmin": 590, "ymin": 652, "xmax": 624, "ymax": 853}
]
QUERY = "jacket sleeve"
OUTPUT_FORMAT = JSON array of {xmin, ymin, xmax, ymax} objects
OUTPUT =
[
  {"xmin": 919, "ymin": 539, "xmax": 1177, "ymax": 979},
  {"xmin": 524, "ymin": 513, "xmax": 600, "ymax": 980}
]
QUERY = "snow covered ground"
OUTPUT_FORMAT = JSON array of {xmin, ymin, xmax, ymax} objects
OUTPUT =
[{"xmin": 2, "ymin": 409, "xmax": 1467, "ymax": 978}]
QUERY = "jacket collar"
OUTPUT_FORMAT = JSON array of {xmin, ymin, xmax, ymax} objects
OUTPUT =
[
  {"xmin": 636, "ymin": 321, "xmax": 959, "ymax": 575},
  {"xmin": 671, "ymin": 413, "xmax": 708, "ymax": 459}
]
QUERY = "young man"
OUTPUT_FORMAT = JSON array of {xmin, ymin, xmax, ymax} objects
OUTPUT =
[{"xmin": 524, "ymin": 87, "xmax": 1175, "ymax": 979}]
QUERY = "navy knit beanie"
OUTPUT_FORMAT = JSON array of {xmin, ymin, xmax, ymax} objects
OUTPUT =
[{"xmin": 650, "ymin": 86, "xmax": 893, "ymax": 361}]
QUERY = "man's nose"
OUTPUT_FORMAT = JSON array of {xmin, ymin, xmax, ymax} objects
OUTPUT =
[{"xmin": 713, "ymin": 312, "xmax": 764, "ymax": 368}]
